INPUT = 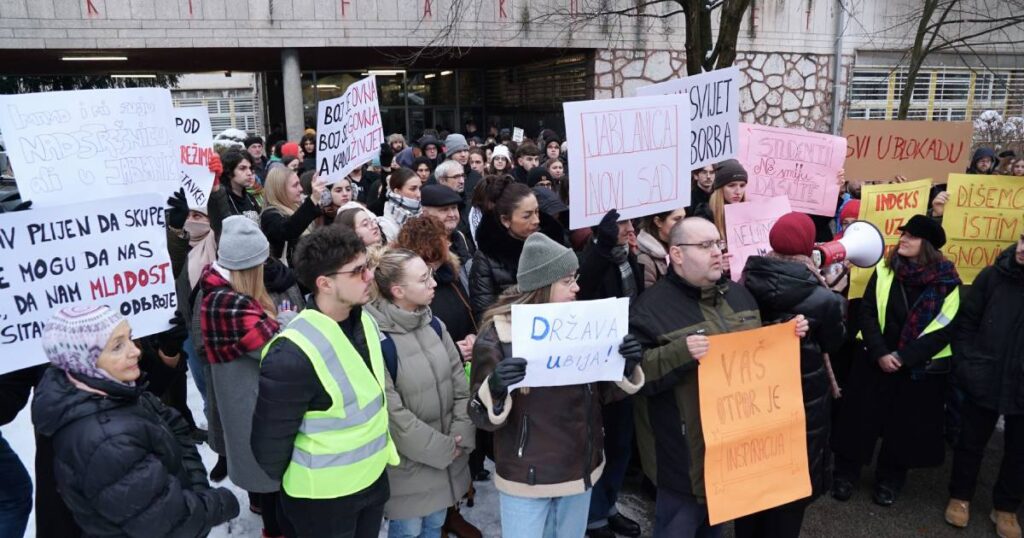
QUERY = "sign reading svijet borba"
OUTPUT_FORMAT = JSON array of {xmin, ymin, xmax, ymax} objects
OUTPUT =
[{"xmin": 315, "ymin": 76, "xmax": 384, "ymax": 184}]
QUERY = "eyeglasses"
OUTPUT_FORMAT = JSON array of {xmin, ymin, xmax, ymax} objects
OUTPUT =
[
  {"xmin": 447, "ymin": 173, "xmax": 466, "ymax": 179},
  {"xmin": 324, "ymin": 264, "xmax": 372, "ymax": 279},
  {"xmin": 675, "ymin": 240, "xmax": 727, "ymax": 251},
  {"xmin": 559, "ymin": 273, "xmax": 580, "ymax": 286}
]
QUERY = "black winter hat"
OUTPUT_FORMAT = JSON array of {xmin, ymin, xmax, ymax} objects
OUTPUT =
[
  {"xmin": 898, "ymin": 214, "xmax": 946, "ymax": 250},
  {"xmin": 420, "ymin": 184, "xmax": 462, "ymax": 208},
  {"xmin": 527, "ymin": 167, "xmax": 554, "ymax": 188},
  {"xmin": 712, "ymin": 159, "xmax": 748, "ymax": 190},
  {"xmin": 243, "ymin": 135, "xmax": 264, "ymax": 149}
]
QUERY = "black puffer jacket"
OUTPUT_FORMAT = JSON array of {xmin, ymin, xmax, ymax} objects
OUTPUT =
[
  {"xmin": 742, "ymin": 256, "xmax": 847, "ymax": 499},
  {"xmin": 32, "ymin": 368, "xmax": 239, "ymax": 537},
  {"xmin": 953, "ymin": 246, "xmax": 1024, "ymax": 415},
  {"xmin": 468, "ymin": 212, "xmax": 565, "ymax": 320}
]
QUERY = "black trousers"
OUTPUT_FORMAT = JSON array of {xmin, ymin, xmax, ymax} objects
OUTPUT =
[
  {"xmin": 733, "ymin": 498, "xmax": 809, "ymax": 538},
  {"xmin": 948, "ymin": 398, "xmax": 1024, "ymax": 512},
  {"xmin": 278, "ymin": 472, "xmax": 389, "ymax": 538}
]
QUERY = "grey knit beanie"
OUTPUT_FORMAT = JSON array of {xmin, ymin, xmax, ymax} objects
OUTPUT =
[
  {"xmin": 218, "ymin": 215, "xmax": 269, "ymax": 270},
  {"xmin": 517, "ymin": 233, "xmax": 579, "ymax": 292},
  {"xmin": 445, "ymin": 133, "xmax": 470, "ymax": 157}
]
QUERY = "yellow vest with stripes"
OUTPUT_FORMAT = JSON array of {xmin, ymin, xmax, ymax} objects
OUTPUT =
[
  {"xmin": 861, "ymin": 263, "xmax": 960, "ymax": 360},
  {"xmin": 263, "ymin": 308, "xmax": 400, "ymax": 499}
]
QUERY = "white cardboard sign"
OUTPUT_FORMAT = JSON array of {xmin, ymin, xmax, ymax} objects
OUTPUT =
[
  {"xmin": 0, "ymin": 88, "xmax": 178, "ymax": 207},
  {"xmin": 173, "ymin": 106, "xmax": 215, "ymax": 209},
  {"xmin": 315, "ymin": 76, "xmax": 384, "ymax": 183},
  {"xmin": 636, "ymin": 66, "xmax": 740, "ymax": 169},
  {"xmin": 512, "ymin": 127, "xmax": 525, "ymax": 143},
  {"xmin": 564, "ymin": 94, "xmax": 691, "ymax": 229},
  {"xmin": 0, "ymin": 193, "xmax": 176, "ymax": 374},
  {"xmin": 510, "ymin": 297, "xmax": 629, "ymax": 389}
]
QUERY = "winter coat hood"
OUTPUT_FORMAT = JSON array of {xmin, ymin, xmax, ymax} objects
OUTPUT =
[
  {"xmin": 967, "ymin": 147, "xmax": 998, "ymax": 174},
  {"xmin": 33, "ymin": 367, "xmax": 145, "ymax": 437},
  {"xmin": 368, "ymin": 299, "xmax": 433, "ymax": 335},
  {"xmin": 996, "ymin": 244, "xmax": 1024, "ymax": 280},
  {"xmin": 741, "ymin": 255, "xmax": 822, "ymax": 311}
]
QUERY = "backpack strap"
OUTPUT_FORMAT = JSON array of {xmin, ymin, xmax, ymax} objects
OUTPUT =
[{"xmin": 381, "ymin": 318, "xmax": 444, "ymax": 383}]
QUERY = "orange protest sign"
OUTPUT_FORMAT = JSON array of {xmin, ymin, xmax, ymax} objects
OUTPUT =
[
  {"xmin": 698, "ymin": 321, "xmax": 809, "ymax": 525},
  {"xmin": 942, "ymin": 173, "xmax": 1024, "ymax": 283},
  {"xmin": 842, "ymin": 120, "xmax": 972, "ymax": 182},
  {"xmin": 848, "ymin": 179, "xmax": 931, "ymax": 298}
]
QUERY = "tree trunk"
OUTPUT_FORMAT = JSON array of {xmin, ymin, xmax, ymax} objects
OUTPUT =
[
  {"xmin": 683, "ymin": 0, "xmax": 706, "ymax": 75},
  {"xmin": 897, "ymin": 0, "xmax": 940, "ymax": 120},
  {"xmin": 715, "ymin": 0, "xmax": 752, "ymax": 70}
]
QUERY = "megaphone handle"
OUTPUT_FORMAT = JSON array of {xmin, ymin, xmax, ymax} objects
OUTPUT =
[{"xmin": 826, "ymin": 265, "xmax": 850, "ymax": 289}]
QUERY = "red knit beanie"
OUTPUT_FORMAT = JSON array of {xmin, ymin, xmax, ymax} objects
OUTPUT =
[
  {"xmin": 840, "ymin": 200, "xmax": 861, "ymax": 222},
  {"xmin": 769, "ymin": 212, "xmax": 816, "ymax": 256},
  {"xmin": 282, "ymin": 142, "xmax": 300, "ymax": 158}
]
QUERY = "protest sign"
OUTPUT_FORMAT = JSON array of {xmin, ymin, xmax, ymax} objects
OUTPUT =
[
  {"xmin": 173, "ymin": 106, "xmax": 215, "ymax": 209},
  {"xmin": 512, "ymin": 127, "xmax": 525, "ymax": 144},
  {"xmin": 724, "ymin": 196, "xmax": 793, "ymax": 280},
  {"xmin": 0, "ymin": 88, "xmax": 178, "ymax": 207},
  {"xmin": 315, "ymin": 76, "xmax": 384, "ymax": 183},
  {"xmin": 843, "ymin": 120, "xmax": 972, "ymax": 182},
  {"xmin": 0, "ymin": 193, "xmax": 175, "ymax": 374},
  {"xmin": 563, "ymin": 94, "xmax": 691, "ymax": 229},
  {"xmin": 738, "ymin": 123, "xmax": 847, "ymax": 216},
  {"xmin": 636, "ymin": 66, "xmax": 739, "ymax": 169},
  {"xmin": 699, "ymin": 321, "xmax": 810, "ymax": 525},
  {"xmin": 510, "ymin": 297, "xmax": 629, "ymax": 389},
  {"xmin": 942, "ymin": 173, "xmax": 1024, "ymax": 284},
  {"xmin": 848, "ymin": 179, "xmax": 931, "ymax": 298}
]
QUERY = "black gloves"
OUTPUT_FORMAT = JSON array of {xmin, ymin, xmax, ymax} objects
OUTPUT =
[
  {"xmin": 157, "ymin": 312, "xmax": 189, "ymax": 358},
  {"xmin": 166, "ymin": 188, "xmax": 189, "ymax": 229},
  {"xmin": 488, "ymin": 357, "xmax": 527, "ymax": 401},
  {"xmin": 593, "ymin": 209, "xmax": 620, "ymax": 251},
  {"xmin": 619, "ymin": 334, "xmax": 643, "ymax": 376},
  {"xmin": 379, "ymin": 142, "xmax": 394, "ymax": 169}
]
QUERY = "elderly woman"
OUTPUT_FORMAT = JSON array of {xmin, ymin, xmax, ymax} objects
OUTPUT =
[{"xmin": 32, "ymin": 306, "xmax": 240, "ymax": 537}]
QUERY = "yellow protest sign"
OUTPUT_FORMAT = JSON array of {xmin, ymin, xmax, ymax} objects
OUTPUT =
[
  {"xmin": 942, "ymin": 174, "xmax": 1024, "ymax": 284},
  {"xmin": 848, "ymin": 179, "xmax": 931, "ymax": 298},
  {"xmin": 698, "ymin": 321, "xmax": 809, "ymax": 525}
]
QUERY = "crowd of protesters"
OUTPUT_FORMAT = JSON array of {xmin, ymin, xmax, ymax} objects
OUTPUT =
[{"xmin": 0, "ymin": 120, "xmax": 1021, "ymax": 538}]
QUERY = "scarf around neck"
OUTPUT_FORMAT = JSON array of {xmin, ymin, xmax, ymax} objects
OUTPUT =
[
  {"xmin": 200, "ymin": 265, "xmax": 280, "ymax": 364},
  {"xmin": 893, "ymin": 257, "xmax": 960, "ymax": 350}
]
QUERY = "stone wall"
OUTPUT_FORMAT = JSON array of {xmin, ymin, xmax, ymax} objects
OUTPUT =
[{"xmin": 593, "ymin": 48, "xmax": 852, "ymax": 132}]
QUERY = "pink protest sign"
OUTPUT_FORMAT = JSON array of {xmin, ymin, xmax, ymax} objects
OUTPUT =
[
  {"xmin": 738, "ymin": 123, "xmax": 846, "ymax": 217},
  {"xmin": 724, "ymin": 196, "xmax": 792, "ymax": 280}
]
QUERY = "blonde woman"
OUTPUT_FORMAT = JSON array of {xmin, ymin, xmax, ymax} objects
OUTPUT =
[
  {"xmin": 365, "ymin": 248, "xmax": 479, "ymax": 538},
  {"xmin": 260, "ymin": 166, "xmax": 326, "ymax": 263},
  {"xmin": 200, "ymin": 216, "xmax": 298, "ymax": 538}
]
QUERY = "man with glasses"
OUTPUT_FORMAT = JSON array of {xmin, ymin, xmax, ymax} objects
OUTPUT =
[
  {"xmin": 687, "ymin": 165, "xmax": 716, "ymax": 216},
  {"xmin": 629, "ymin": 217, "xmax": 809, "ymax": 537},
  {"xmin": 252, "ymin": 225, "xmax": 399, "ymax": 538}
]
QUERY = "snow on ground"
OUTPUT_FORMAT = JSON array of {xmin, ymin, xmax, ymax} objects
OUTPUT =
[{"xmin": 5, "ymin": 371, "xmax": 517, "ymax": 537}]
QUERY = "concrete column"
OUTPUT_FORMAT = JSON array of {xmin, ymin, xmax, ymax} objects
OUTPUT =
[{"xmin": 281, "ymin": 48, "xmax": 305, "ymax": 141}]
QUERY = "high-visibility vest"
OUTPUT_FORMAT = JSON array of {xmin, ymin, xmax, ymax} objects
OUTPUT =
[
  {"xmin": 263, "ymin": 308, "xmax": 400, "ymax": 499},
  {"xmin": 860, "ymin": 263, "xmax": 960, "ymax": 360}
]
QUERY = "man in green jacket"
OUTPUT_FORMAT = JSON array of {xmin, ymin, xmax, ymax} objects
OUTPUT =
[{"xmin": 630, "ymin": 217, "xmax": 808, "ymax": 537}]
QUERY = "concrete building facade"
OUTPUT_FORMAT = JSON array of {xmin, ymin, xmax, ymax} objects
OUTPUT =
[{"xmin": 1, "ymin": 0, "xmax": 1021, "ymax": 140}]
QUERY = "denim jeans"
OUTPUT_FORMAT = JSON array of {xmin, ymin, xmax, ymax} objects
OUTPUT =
[
  {"xmin": 0, "ymin": 431, "xmax": 32, "ymax": 538},
  {"xmin": 499, "ymin": 490, "xmax": 592, "ymax": 538},
  {"xmin": 653, "ymin": 487, "xmax": 721, "ymax": 538},
  {"xmin": 183, "ymin": 333, "xmax": 208, "ymax": 417},
  {"xmin": 588, "ymin": 398, "xmax": 634, "ymax": 528},
  {"xmin": 387, "ymin": 507, "xmax": 447, "ymax": 538}
]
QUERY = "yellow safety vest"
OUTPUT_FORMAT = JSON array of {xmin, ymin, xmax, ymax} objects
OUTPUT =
[
  {"xmin": 859, "ymin": 263, "xmax": 960, "ymax": 360},
  {"xmin": 262, "ymin": 309, "xmax": 400, "ymax": 499}
]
